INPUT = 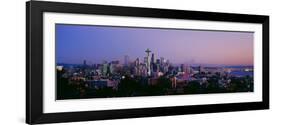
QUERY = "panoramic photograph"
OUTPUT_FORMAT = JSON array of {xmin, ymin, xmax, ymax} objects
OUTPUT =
[{"xmin": 55, "ymin": 24, "xmax": 254, "ymax": 100}]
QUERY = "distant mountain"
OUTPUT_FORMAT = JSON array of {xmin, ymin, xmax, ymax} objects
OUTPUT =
[{"xmin": 223, "ymin": 65, "xmax": 254, "ymax": 68}]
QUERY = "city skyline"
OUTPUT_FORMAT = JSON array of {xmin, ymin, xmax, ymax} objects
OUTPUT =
[
  {"xmin": 56, "ymin": 24, "xmax": 254, "ymax": 66},
  {"xmin": 56, "ymin": 24, "xmax": 254, "ymax": 99}
]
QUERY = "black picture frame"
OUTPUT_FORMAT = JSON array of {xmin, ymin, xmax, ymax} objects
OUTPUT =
[{"xmin": 26, "ymin": 1, "xmax": 269, "ymax": 124}]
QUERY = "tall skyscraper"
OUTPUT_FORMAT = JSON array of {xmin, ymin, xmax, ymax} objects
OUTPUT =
[
  {"xmin": 180, "ymin": 64, "xmax": 184, "ymax": 72},
  {"xmin": 151, "ymin": 53, "xmax": 155, "ymax": 64},
  {"xmin": 156, "ymin": 59, "xmax": 160, "ymax": 64},
  {"xmin": 109, "ymin": 63, "xmax": 115, "ymax": 74},
  {"xmin": 102, "ymin": 63, "xmax": 108, "ymax": 76},
  {"xmin": 160, "ymin": 57, "xmax": 164, "ymax": 66},
  {"xmin": 124, "ymin": 55, "xmax": 129, "ymax": 66},
  {"xmin": 134, "ymin": 58, "xmax": 140, "ymax": 76},
  {"xmin": 83, "ymin": 60, "xmax": 87, "ymax": 66},
  {"xmin": 135, "ymin": 58, "xmax": 140, "ymax": 66}
]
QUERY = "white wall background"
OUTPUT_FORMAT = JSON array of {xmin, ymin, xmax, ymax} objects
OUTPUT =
[{"xmin": 0, "ymin": 0, "xmax": 279, "ymax": 124}]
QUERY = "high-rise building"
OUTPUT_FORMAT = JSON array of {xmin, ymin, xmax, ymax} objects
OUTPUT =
[
  {"xmin": 151, "ymin": 53, "xmax": 155, "ymax": 64},
  {"xmin": 139, "ymin": 64, "xmax": 147, "ymax": 77},
  {"xmin": 135, "ymin": 58, "xmax": 140, "ymax": 66},
  {"xmin": 83, "ymin": 60, "xmax": 87, "ymax": 66},
  {"xmin": 124, "ymin": 55, "xmax": 129, "ymax": 66},
  {"xmin": 156, "ymin": 59, "xmax": 160, "ymax": 64},
  {"xmin": 180, "ymin": 64, "xmax": 184, "ymax": 72},
  {"xmin": 109, "ymin": 63, "xmax": 115, "ymax": 74},
  {"xmin": 199, "ymin": 65, "xmax": 204, "ymax": 74},
  {"xmin": 166, "ymin": 59, "xmax": 170, "ymax": 65},
  {"xmin": 102, "ymin": 63, "xmax": 108, "ymax": 76},
  {"xmin": 134, "ymin": 58, "xmax": 140, "ymax": 76},
  {"xmin": 180, "ymin": 64, "xmax": 189, "ymax": 73},
  {"xmin": 144, "ymin": 57, "xmax": 148, "ymax": 65},
  {"xmin": 160, "ymin": 57, "xmax": 164, "ymax": 66}
]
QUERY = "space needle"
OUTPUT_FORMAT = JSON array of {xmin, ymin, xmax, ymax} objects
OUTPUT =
[{"xmin": 145, "ymin": 48, "xmax": 152, "ymax": 76}]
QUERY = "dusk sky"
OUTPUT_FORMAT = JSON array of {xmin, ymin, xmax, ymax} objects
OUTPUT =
[{"xmin": 56, "ymin": 24, "xmax": 253, "ymax": 66}]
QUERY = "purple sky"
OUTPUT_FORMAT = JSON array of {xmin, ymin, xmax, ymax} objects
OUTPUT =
[{"xmin": 56, "ymin": 24, "xmax": 253, "ymax": 66}]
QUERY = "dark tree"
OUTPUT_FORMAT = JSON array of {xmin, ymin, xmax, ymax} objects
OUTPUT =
[
  {"xmin": 184, "ymin": 81, "xmax": 201, "ymax": 94},
  {"xmin": 117, "ymin": 75, "xmax": 141, "ymax": 96},
  {"xmin": 56, "ymin": 69, "xmax": 80, "ymax": 99}
]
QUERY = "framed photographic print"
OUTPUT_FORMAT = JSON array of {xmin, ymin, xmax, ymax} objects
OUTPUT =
[{"xmin": 26, "ymin": 1, "xmax": 269, "ymax": 124}]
